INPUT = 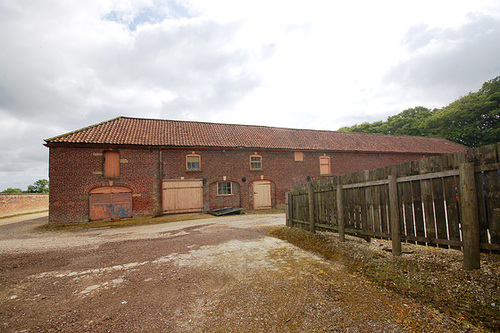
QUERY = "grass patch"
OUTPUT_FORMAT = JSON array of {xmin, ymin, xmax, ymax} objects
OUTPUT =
[
  {"xmin": 36, "ymin": 213, "xmax": 215, "ymax": 232},
  {"xmin": 243, "ymin": 209, "xmax": 285, "ymax": 215},
  {"xmin": 268, "ymin": 226, "xmax": 500, "ymax": 332},
  {"xmin": 35, "ymin": 209, "xmax": 284, "ymax": 232}
]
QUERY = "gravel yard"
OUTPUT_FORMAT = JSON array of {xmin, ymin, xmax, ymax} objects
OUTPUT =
[{"xmin": 0, "ymin": 213, "xmax": 494, "ymax": 332}]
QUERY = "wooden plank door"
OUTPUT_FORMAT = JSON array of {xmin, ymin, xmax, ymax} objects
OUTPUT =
[
  {"xmin": 253, "ymin": 181, "xmax": 271, "ymax": 209},
  {"xmin": 162, "ymin": 180, "xmax": 203, "ymax": 214},
  {"xmin": 89, "ymin": 186, "xmax": 132, "ymax": 221},
  {"xmin": 111, "ymin": 192, "xmax": 132, "ymax": 219},
  {"xmin": 89, "ymin": 192, "xmax": 112, "ymax": 221}
]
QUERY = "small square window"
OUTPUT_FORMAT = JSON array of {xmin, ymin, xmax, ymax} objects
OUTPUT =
[
  {"xmin": 186, "ymin": 154, "xmax": 201, "ymax": 170},
  {"xmin": 250, "ymin": 155, "xmax": 262, "ymax": 170},
  {"xmin": 294, "ymin": 152, "xmax": 304, "ymax": 161},
  {"xmin": 218, "ymin": 182, "xmax": 232, "ymax": 195}
]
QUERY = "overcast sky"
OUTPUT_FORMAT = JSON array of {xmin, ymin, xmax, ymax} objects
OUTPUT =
[{"xmin": 1, "ymin": 0, "xmax": 500, "ymax": 190}]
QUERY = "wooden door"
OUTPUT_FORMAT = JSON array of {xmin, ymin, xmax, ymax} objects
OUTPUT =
[
  {"xmin": 89, "ymin": 186, "xmax": 132, "ymax": 221},
  {"xmin": 320, "ymin": 156, "xmax": 331, "ymax": 175},
  {"xmin": 253, "ymin": 181, "xmax": 271, "ymax": 209},
  {"xmin": 104, "ymin": 151, "xmax": 120, "ymax": 177},
  {"xmin": 162, "ymin": 180, "xmax": 203, "ymax": 214}
]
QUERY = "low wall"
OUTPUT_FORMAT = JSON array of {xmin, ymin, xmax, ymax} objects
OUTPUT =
[{"xmin": 0, "ymin": 194, "xmax": 49, "ymax": 218}]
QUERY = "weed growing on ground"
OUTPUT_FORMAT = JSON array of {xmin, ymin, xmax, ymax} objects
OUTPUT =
[{"xmin": 268, "ymin": 226, "xmax": 500, "ymax": 332}]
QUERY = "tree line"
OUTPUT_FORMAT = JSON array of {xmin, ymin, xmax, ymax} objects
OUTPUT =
[
  {"xmin": 2, "ymin": 179, "xmax": 49, "ymax": 194},
  {"xmin": 338, "ymin": 76, "xmax": 500, "ymax": 148}
]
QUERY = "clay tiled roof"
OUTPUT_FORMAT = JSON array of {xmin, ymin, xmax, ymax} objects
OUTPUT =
[{"xmin": 45, "ymin": 116, "xmax": 466, "ymax": 154}]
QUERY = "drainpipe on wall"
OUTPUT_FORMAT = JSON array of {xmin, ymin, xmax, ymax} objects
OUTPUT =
[{"xmin": 159, "ymin": 149, "xmax": 163, "ymax": 216}]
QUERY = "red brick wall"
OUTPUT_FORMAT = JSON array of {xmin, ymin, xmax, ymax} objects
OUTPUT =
[
  {"xmin": 208, "ymin": 181, "xmax": 241, "ymax": 210},
  {"xmin": 49, "ymin": 145, "xmax": 436, "ymax": 224},
  {"xmin": 160, "ymin": 148, "xmax": 433, "ymax": 210},
  {"xmin": 0, "ymin": 194, "xmax": 49, "ymax": 218},
  {"xmin": 49, "ymin": 147, "xmax": 160, "ymax": 225}
]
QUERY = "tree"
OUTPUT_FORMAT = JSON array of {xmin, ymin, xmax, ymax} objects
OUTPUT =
[
  {"xmin": 426, "ymin": 77, "xmax": 500, "ymax": 147},
  {"xmin": 1, "ymin": 188, "xmax": 23, "ymax": 193},
  {"xmin": 386, "ymin": 106, "xmax": 432, "ymax": 136},
  {"xmin": 338, "ymin": 121, "xmax": 388, "ymax": 134},
  {"xmin": 338, "ymin": 107, "xmax": 432, "ymax": 136},
  {"xmin": 27, "ymin": 179, "xmax": 49, "ymax": 193},
  {"xmin": 339, "ymin": 76, "xmax": 500, "ymax": 147}
]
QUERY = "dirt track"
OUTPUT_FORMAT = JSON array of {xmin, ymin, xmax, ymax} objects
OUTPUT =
[{"xmin": 0, "ymin": 213, "xmax": 476, "ymax": 332}]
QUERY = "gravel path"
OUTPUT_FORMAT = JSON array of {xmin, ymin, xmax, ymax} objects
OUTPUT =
[{"xmin": 0, "ymin": 213, "xmax": 474, "ymax": 332}]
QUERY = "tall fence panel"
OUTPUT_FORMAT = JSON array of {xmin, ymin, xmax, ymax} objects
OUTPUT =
[{"xmin": 286, "ymin": 143, "xmax": 500, "ymax": 269}]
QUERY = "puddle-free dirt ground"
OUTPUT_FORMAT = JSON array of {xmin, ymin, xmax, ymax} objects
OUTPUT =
[{"xmin": 0, "ymin": 213, "xmax": 477, "ymax": 332}]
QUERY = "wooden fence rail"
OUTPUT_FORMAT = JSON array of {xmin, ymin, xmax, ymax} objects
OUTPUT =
[{"xmin": 286, "ymin": 143, "xmax": 500, "ymax": 270}]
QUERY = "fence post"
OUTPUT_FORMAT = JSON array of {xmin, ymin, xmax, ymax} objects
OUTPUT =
[
  {"xmin": 459, "ymin": 163, "xmax": 480, "ymax": 270},
  {"xmin": 308, "ymin": 182, "xmax": 315, "ymax": 233},
  {"xmin": 337, "ymin": 178, "xmax": 345, "ymax": 242},
  {"xmin": 388, "ymin": 175, "xmax": 402, "ymax": 256}
]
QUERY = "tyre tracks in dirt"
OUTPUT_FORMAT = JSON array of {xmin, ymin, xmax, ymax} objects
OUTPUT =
[{"xmin": 0, "ymin": 213, "xmax": 475, "ymax": 332}]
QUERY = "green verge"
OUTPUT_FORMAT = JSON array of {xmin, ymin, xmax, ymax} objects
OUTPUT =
[
  {"xmin": 36, "ymin": 213, "xmax": 215, "ymax": 232},
  {"xmin": 35, "ymin": 209, "xmax": 284, "ymax": 232}
]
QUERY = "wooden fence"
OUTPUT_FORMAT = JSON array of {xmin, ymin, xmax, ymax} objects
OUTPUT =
[{"xmin": 286, "ymin": 143, "xmax": 500, "ymax": 270}]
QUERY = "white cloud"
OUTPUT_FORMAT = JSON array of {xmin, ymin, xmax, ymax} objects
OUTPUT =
[
  {"xmin": 1, "ymin": 0, "xmax": 500, "ymax": 189},
  {"xmin": 0, "ymin": 117, "xmax": 52, "ymax": 189},
  {"xmin": 384, "ymin": 13, "xmax": 500, "ymax": 108}
]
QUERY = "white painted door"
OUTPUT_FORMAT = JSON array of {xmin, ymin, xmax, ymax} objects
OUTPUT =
[{"xmin": 253, "ymin": 181, "xmax": 271, "ymax": 209}]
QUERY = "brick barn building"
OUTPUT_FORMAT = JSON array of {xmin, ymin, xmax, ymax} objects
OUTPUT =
[{"xmin": 45, "ymin": 116, "xmax": 465, "ymax": 224}]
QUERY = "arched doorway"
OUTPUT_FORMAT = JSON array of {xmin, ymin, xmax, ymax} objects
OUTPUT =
[{"xmin": 89, "ymin": 186, "xmax": 132, "ymax": 221}]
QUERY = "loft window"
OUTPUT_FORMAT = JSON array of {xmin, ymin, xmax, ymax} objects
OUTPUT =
[
  {"xmin": 186, "ymin": 154, "xmax": 201, "ymax": 171},
  {"xmin": 217, "ymin": 181, "xmax": 232, "ymax": 195},
  {"xmin": 294, "ymin": 152, "xmax": 304, "ymax": 161},
  {"xmin": 319, "ymin": 155, "xmax": 331, "ymax": 175},
  {"xmin": 250, "ymin": 155, "xmax": 262, "ymax": 170},
  {"xmin": 104, "ymin": 151, "xmax": 120, "ymax": 177}
]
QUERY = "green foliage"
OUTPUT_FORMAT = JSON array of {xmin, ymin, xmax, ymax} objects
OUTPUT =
[
  {"xmin": 1, "ymin": 188, "xmax": 23, "ymax": 193},
  {"xmin": 27, "ymin": 179, "xmax": 49, "ymax": 193},
  {"xmin": 426, "ymin": 77, "xmax": 500, "ymax": 147},
  {"xmin": 338, "ymin": 106, "xmax": 433, "ymax": 136},
  {"xmin": 339, "ymin": 76, "xmax": 500, "ymax": 147}
]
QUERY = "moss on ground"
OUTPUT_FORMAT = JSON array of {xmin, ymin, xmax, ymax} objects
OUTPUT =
[
  {"xmin": 36, "ymin": 209, "xmax": 285, "ymax": 232},
  {"xmin": 36, "ymin": 213, "xmax": 215, "ymax": 231},
  {"xmin": 268, "ymin": 226, "xmax": 500, "ymax": 332}
]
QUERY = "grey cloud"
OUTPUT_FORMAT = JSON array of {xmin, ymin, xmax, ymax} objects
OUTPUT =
[
  {"xmin": 0, "ymin": 120, "xmax": 50, "ymax": 189},
  {"xmin": 161, "ymin": 68, "xmax": 260, "ymax": 118},
  {"xmin": 0, "ymin": 2, "xmax": 264, "ymax": 189},
  {"xmin": 101, "ymin": 19, "xmax": 261, "ymax": 118},
  {"xmin": 128, "ymin": 20, "xmax": 248, "ymax": 86},
  {"xmin": 385, "ymin": 13, "xmax": 500, "ymax": 104},
  {"xmin": 402, "ymin": 24, "xmax": 441, "ymax": 53},
  {"xmin": 0, "ymin": 2, "xmax": 261, "ymax": 126}
]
